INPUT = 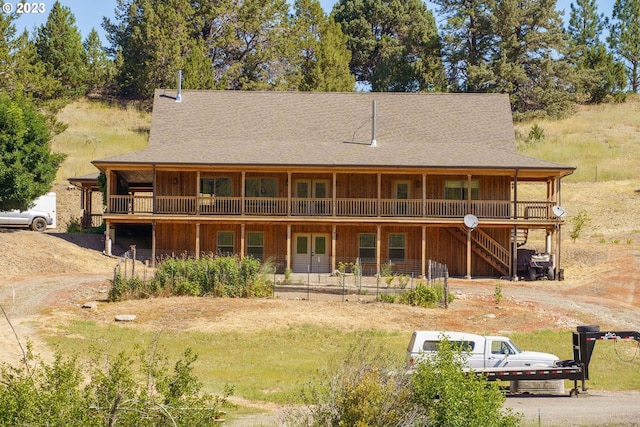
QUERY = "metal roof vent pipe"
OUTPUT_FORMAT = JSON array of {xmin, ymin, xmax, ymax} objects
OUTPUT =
[
  {"xmin": 370, "ymin": 99, "xmax": 377, "ymax": 147},
  {"xmin": 176, "ymin": 70, "xmax": 182, "ymax": 103}
]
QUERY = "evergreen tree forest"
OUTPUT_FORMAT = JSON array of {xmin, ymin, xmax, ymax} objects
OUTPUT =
[{"xmin": 2, "ymin": 0, "xmax": 640, "ymax": 120}]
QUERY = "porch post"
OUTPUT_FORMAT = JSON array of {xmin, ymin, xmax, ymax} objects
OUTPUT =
[
  {"xmin": 152, "ymin": 165, "xmax": 157, "ymax": 214},
  {"xmin": 196, "ymin": 171, "xmax": 201, "ymax": 215},
  {"xmin": 467, "ymin": 174, "xmax": 472, "ymax": 213},
  {"xmin": 512, "ymin": 169, "xmax": 519, "ymax": 280},
  {"xmin": 556, "ymin": 177, "xmax": 563, "ymax": 279},
  {"xmin": 195, "ymin": 223, "xmax": 200, "ymax": 260},
  {"xmin": 422, "ymin": 173, "xmax": 426, "ymax": 216},
  {"xmin": 421, "ymin": 225, "xmax": 426, "ymax": 278},
  {"xmin": 151, "ymin": 221, "xmax": 156, "ymax": 267},
  {"xmin": 240, "ymin": 223, "xmax": 245, "ymax": 259},
  {"xmin": 332, "ymin": 172, "xmax": 337, "ymax": 217},
  {"xmin": 331, "ymin": 225, "xmax": 337, "ymax": 273},
  {"xmin": 377, "ymin": 173, "xmax": 381, "ymax": 217},
  {"xmin": 465, "ymin": 228, "xmax": 472, "ymax": 279},
  {"xmin": 286, "ymin": 224, "xmax": 291, "ymax": 272},
  {"xmin": 287, "ymin": 172, "xmax": 292, "ymax": 216},
  {"xmin": 241, "ymin": 172, "xmax": 246, "ymax": 215},
  {"xmin": 376, "ymin": 225, "xmax": 381, "ymax": 277}
]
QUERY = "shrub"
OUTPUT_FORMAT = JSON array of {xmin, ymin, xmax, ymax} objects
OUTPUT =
[
  {"xmin": 0, "ymin": 343, "xmax": 231, "ymax": 426},
  {"xmin": 281, "ymin": 342, "xmax": 419, "ymax": 426},
  {"xmin": 378, "ymin": 293, "xmax": 396, "ymax": 303},
  {"xmin": 109, "ymin": 255, "xmax": 274, "ymax": 301},
  {"xmin": 398, "ymin": 283, "xmax": 438, "ymax": 307},
  {"xmin": 570, "ymin": 210, "xmax": 590, "ymax": 242},
  {"xmin": 411, "ymin": 338, "xmax": 522, "ymax": 427}
]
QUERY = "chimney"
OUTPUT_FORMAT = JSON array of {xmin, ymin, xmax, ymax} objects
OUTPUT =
[
  {"xmin": 176, "ymin": 70, "xmax": 182, "ymax": 103},
  {"xmin": 370, "ymin": 100, "xmax": 377, "ymax": 147}
]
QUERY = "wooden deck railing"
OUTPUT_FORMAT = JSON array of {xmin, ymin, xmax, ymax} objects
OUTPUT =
[{"xmin": 106, "ymin": 196, "xmax": 559, "ymax": 220}]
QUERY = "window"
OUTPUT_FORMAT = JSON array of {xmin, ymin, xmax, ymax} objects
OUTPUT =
[
  {"xmin": 389, "ymin": 234, "xmax": 405, "ymax": 262},
  {"xmin": 217, "ymin": 231, "xmax": 234, "ymax": 255},
  {"xmin": 296, "ymin": 236, "xmax": 308, "ymax": 254},
  {"xmin": 247, "ymin": 232, "xmax": 264, "ymax": 260},
  {"xmin": 444, "ymin": 180, "xmax": 479, "ymax": 200},
  {"xmin": 246, "ymin": 178, "xmax": 277, "ymax": 197},
  {"xmin": 359, "ymin": 233, "xmax": 376, "ymax": 262},
  {"xmin": 201, "ymin": 177, "xmax": 231, "ymax": 196}
]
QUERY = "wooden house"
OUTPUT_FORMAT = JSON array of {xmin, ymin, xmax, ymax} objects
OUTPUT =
[{"xmin": 88, "ymin": 90, "xmax": 574, "ymax": 278}]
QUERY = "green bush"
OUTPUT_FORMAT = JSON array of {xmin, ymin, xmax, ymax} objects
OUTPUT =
[
  {"xmin": 0, "ymin": 343, "xmax": 230, "ymax": 426},
  {"xmin": 411, "ymin": 338, "xmax": 522, "ymax": 427},
  {"xmin": 398, "ymin": 283, "xmax": 438, "ymax": 307},
  {"xmin": 109, "ymin": 255, "xmax": 273, "ymax": 301},
  {"xmin": 281, "ymin": 342, "xmax": 417, "ymax": 426},
  {"xmin": 282, "ymin": 339, "xmax": 521, "ymax": 426}
]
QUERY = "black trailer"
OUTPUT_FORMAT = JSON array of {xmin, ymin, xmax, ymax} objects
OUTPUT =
[{"xmin": 475, "ymin": 325, "xmax": 640, "ymax": 396}]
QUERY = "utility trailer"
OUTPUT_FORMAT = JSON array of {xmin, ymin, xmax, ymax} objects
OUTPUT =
[{"xmin": 473, "ymin": 325, "xmax": 640, "ymax": 396}]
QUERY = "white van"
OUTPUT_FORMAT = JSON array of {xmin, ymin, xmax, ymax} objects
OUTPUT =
[{"xmin": 406, "ymin": 331, "xmax": 559, "ymax": 371}]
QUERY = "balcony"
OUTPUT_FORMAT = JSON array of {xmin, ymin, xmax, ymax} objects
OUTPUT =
[{"xmin": 107, "ymin": 195, "xmax": 561, "ymax": 221}]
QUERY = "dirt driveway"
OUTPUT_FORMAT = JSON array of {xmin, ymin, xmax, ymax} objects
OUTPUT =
[{"xmin": 1, "ymin": 230, "xmax": 640, "ymax": 425}]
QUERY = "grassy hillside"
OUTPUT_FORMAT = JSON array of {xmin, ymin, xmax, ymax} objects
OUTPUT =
[
  {"xmin": 515, "ymin": 95, "xmax": 640, "ymax": 182},
  {"xmin": 52, "ymin": 99, "xmax": 151, "ymax": 181},
  {"xmin": 51, "ymin": 95, "xmax": 640, "ymax": 184}
]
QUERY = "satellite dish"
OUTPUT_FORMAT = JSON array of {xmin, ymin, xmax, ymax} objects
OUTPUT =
[
  {"xmin": 463, "ymin": 214, "xmax": 479, "ymax": 231},
  {"xmin": 552, "ymin": 205, "xmax": 567, "ymax": 218}
]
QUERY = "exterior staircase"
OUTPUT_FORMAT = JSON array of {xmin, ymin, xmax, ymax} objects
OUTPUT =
[{"xmin": 448, "ymin": 227, "xmax": 517, "ymax": 277}]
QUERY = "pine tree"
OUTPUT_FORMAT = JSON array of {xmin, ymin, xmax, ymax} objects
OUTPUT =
[
  {"xmin": 104, "ymin": 0, "xmax": 204, "ymax": 97},
  {"xmin": 432, "ymin": 0, "xmax": 496, "ymax": 92},
  {"xmin": 0, "ymin": 95, "xmax": 65, "ymax": 211},
  {"xmin": 199, "ymin": 0, "xmax": 293, "ymax": 90},
  {"xmin": 83, "ymin": 28, "xmax": 112, "ymax": 95},
  {"xmin": 608, "ymin": 0, "xmax": 640, "ymax": 93},
  {"xmin": 489, "ymin": 0, "xmax": 574, "ymax": 118},
  {"xmin": 568, "ymin": 0, "xmax": 626, "ymax": 103},
  {"xmin": 332, "ymin": 0, "xmax": 446, "ymax": 92},
  {"xmin": 35, "ymin": 1, "xmax": 86, "ymax": 98},
  {"xmin": 292, "ymin": 0, "xmax": 355, "ymax": 92}
]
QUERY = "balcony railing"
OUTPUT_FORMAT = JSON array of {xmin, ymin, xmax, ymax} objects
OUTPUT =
[{"xmin": 106, "ymin": 195, "xmax": 561, "ymax": 221}]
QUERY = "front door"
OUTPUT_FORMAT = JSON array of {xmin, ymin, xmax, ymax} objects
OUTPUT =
[
  {"xmin": 294, "ymin": 180, "xmax": 329, "ymax": 214},
  {"xmin": 292, "ymin": 233, "xmax": 330, "ymax": 273},
  {"xmin": 394, "ymin": 181, "xmax": 410, "ymax": 215}
]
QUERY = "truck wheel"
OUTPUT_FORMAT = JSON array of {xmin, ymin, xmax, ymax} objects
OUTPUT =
[
  {"xmin": 528, "ymin": 268, "xmax": 536, "ymax": 281},
  {"xmin": 31, "ymin": 217, "xmax": 47, "ymax": 232},
  {"xmin": 547, "ymin": 269, "xmax": 555, "ymax": 281}
]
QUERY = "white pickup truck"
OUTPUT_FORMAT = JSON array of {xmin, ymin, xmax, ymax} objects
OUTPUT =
[{"xmin": 406, "ymin": 331, "xmax": 559, "ymax": 371}]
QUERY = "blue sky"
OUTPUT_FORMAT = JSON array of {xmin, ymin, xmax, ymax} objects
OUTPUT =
[{"xmin": 12, "ymin": 0, "xmax": 612, "ymax": 44}]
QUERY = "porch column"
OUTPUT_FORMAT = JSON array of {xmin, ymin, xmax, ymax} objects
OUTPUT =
[
  {"xmin": 332, "ymin": 172, "xmax": 337, "ymax": 217},
  {"xmin": 241, "ymin": 172, "xmax": 246, "ymax": 215},
  {"xmin": 376, "ymin": 225, "xmax": 381, "ymax": 277},
  {"xmin": 286, "ymin": 224, "xmax": 291, "ymax": 272},
  {"xmin": 422, "ymin": 173, "xmax": 426, "ymax": 216},
  {"xmin": 152, "ymin": 165, "xmax": 157, "ymax": 214},
  {"xmin": 105, "ymin": 168, "xmax": 112, "ymax": 212},
  {"xmin": 377, "ymin": 173, "xmax": 381, "ymax": 217},
  {"xmin": 555, "ymin": 177, "xmax": 563, "ymax": 279},
  {"xmin": 465, "ymin": 228, "xmax": 472, "ymax": 279},
  {"xmin": 240, "ymin": 223, "xmax": 245, "ymax": 259},
  {"xmin": 195, "ymin": 223, "xmax": 200, "ymax": 260},
  {"xmin": 196, "ymin": 171, "xmax": 201, "ymax": 215},
  {"xmin": 151, "ymin": 221, "xmax": 156, "ymax": 267},
  {"xmin": 87, "ymin": 189, "xmax": 93, "ymax": 227},
  {"xmin": 331, "ymin": 225, "xmax": 337, "ymax": 273},
  {"xmin": 287, "ymin": 172, "xmax": 292, "ymax": 216},
  {"xmin": 512, "ymin": 169, "xmax": 519, "ymax": 280},
  {"xmin": 104, "ymin": 221, "xmax": 112, "ymax": 256},
  {"xmin": 421, "ymin": 225, "xmax": 426, "ymax": 278},
  {"xmin": 467, "ymin": 174, "xmax": 472, "ymax": 213}
]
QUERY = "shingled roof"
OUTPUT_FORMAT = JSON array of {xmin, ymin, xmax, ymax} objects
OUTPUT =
[{"xmin": 93, "ymin": 90, "xmax": 574, "ymax": 174}]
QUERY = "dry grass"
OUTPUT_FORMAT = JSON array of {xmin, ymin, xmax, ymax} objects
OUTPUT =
[
  {"xmin": 52, "ymin": 99, "xmax": 151, "ymax": 181},
  {"xmin": 515, "ymin": 95, "xmax": 640, "ymax": 182}
]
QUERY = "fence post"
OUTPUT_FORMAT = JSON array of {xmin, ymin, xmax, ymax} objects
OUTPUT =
[
  {"xmin": 131, "ymin": 245, "xmax": 136, "ymax": 278},
  {"xmin": 444, "ymin": 267, "xmax": 449, "ymax": 309}
]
